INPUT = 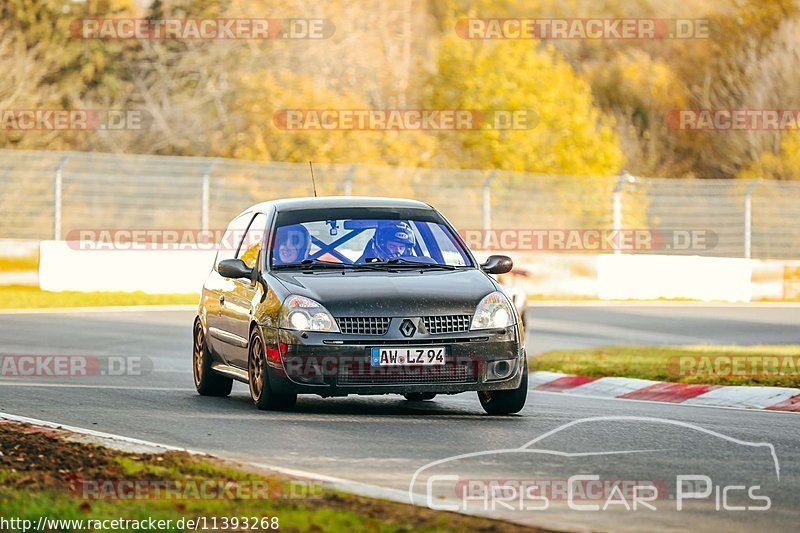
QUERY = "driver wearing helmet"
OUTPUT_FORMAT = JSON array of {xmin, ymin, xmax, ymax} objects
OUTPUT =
[
  {"xmin": 273, "ymin": 224, "xmax": 311, "ymax": 265},
  {"xmin": 357, "ymin": 221, "xmax": 416, "ymax": 263}
]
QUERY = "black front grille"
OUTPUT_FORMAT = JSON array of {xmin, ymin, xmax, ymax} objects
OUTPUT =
[
  {"xmin": 423, "ymin": 315, "xmax": 472, "ymax": 334},
  {"xmin": 338, "ymin": 363, "xmax": 477, "ymax": 386},
  {"xmin": 336, "ymin": 317, "xmax": 391, "ymax": 335},
  {"xmin": 323, "ymin": 337, "xmax": 487, "ymax": 346}
]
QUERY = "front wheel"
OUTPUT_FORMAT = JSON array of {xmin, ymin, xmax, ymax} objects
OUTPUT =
[
  {"xmin": 248, "ymin": 328, "xmax": 297, "ymax": 411},
  {"xmin": 478, "ymin": 359, "xmax": 528, "ymax": 415},
  {"xmin": 193, "ymin": 319, "xmax": 233, "ymax": 397}
]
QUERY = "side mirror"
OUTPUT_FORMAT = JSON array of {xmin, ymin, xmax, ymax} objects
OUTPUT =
[
  {"xmin": 481, "ymin": 255, "xmax": 513, "ymax": 275},
  {"xmin": 217, "ymin": 258, "xmax": 253, "ymax": 279}
]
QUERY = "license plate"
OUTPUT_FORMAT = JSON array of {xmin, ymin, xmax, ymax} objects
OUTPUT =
[{"xmin": 370, "ymin": 347, "xmax": 446, "ymax": 367}]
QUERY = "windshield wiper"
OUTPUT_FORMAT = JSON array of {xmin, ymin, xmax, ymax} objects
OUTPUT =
[
  {"xmin": 349, "ymin": 263, "xmax": 398, "ymax": 272},
  {"xmin": 273, "ymin": 259, "xmax": 346, "ymax": 270},
  {"xmin": 384, "ymin": 258, "xmax": 459, "ymax": 270},
  {"xmin": 274, "ymin": 259, "xmax": 393, "ymax": 272}
]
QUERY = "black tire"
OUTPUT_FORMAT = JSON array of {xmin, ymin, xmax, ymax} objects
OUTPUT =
[
  {"xmin": 478, "ymin": 359, "xmax": 528, "ymax": 415},
  {"xmin": 248, "ymin": 328, "xmax": 297, "ymax": 411},
  {"xmin": 404, "ymin": 393, "xmax": 436, "ymax": 401},
  {"xmin": 193, "ymin": 319, "xmax": 233, "ymax": 397}
]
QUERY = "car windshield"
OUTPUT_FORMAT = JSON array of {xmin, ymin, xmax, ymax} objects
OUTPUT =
[{"xmin": 269, "ymin": 212, "xmax": 472, "ymax": 269}]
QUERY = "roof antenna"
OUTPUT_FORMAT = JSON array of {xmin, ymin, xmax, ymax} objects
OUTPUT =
[{"xmin": 308, "ymin": 161, "xmax": 318, "ymax": 197}]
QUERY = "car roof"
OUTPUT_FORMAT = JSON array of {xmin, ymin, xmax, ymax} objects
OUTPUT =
[{"xmin": 239, "ymin": 196, "xmax": 433, "ymax": 216}]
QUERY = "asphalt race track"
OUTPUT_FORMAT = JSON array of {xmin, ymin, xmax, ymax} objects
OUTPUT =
[{"xmin": 1, "ymin": 305, "xmax": 799, "ymax": 532}]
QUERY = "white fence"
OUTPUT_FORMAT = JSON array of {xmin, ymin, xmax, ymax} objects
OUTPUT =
[{"xmin": 3, "ymin": 149, "xmax": 800, "ymax": 259}]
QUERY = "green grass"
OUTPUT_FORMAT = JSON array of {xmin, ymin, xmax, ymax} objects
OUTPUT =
[
  {"xmin": 0, "ymin": 423, "xmax": 529, "ymax": 533},
  {"xmin": 531, "ymin": 345, "xmax": 800, "ymax": 387},
  {"xmin": 4, "ymin": 486, "xmax": 422, "ymax": 533},
  {"xmin": 0, "ymin": 286, "xmax": 197, "ymax": 309}
]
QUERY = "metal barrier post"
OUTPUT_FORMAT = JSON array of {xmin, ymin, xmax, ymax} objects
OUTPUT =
[
  {"xmin": 613, "ymin": 171, "xmax": 634, "ymax": 254},
  {"xmin": 343, "ymin": 164, "xmax": 357, "ymax": 196},
  {"xmin": 53, "ymin": 155, "xmax": 70, "ymax": 240},
  {"xmin": 482, "ymin": 171, "xmax": 497, "ymax": 231},
  {"xmin": 200, "ymin": 159, "xmax": 219, "ymax": 231},
  {"xmin": 744, "ymin": 179, "xmax": 761, "ymax": 259}
]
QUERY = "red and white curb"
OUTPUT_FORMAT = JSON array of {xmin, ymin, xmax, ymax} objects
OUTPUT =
[{"xmin": 530, "ymin": 371, "xmax": 800, "ymax": 412}]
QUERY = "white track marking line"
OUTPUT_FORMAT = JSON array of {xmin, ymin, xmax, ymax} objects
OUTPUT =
[
  {"xmin": 0, "ymin": 381, "xmax": 195, "ymax": 391},
  {"xmin": 0, "ymin": 304, "xmax": 196, "ymax": 315},
  {"xmin": 0, "ymin": 412, "xmax": 190, "ymax": 452}
]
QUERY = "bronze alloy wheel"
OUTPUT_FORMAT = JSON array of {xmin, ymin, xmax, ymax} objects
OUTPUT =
[
  {"xmin": 192, "ymin": 318, "xmax": 233, "ymax": 397},
  {"xmin": 193, "ymin": 320, "xmax": 204, "ymax": 387},
  {"xmin": 249, "ymin": 332, "xmax": 266, "ymax": 400},
  {"xmin": 248, "ymin": 328, "xmax": 297, "ymax": 411}
]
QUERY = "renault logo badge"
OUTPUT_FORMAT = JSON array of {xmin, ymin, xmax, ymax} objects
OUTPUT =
[{"xmin": 399, "ymin": 319, "xmax": 417, "ymax": 337}]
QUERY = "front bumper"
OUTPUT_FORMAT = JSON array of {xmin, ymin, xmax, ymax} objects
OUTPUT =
[{"xmin": 263, "ymin": 324, "xmax": 525, "ymax": 396}]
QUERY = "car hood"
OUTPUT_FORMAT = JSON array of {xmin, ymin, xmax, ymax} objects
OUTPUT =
[{"xmin": 270, "ymin": 268, "xmax": 497, "ymax": 316}]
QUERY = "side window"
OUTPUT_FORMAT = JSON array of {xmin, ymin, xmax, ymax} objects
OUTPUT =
[
  {"xmin": 214, "ymin": 213, "xmax": 254, "ymax": 269},
  {"xmin": 237, "ymin": 213, "xmax": 268, "ymax": 269}
]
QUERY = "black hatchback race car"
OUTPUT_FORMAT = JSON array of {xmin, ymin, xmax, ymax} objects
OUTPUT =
[{"xmin": 193, "ymin": 197, "xmax": 527, "ymax": 414}]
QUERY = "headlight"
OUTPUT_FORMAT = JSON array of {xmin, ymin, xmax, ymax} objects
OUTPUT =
[
  {"xmin": 470, "ymin": 291, "xmax": 515, "ymax": 330},
  {"xmin": 279, "ymin": 295, "xmax": 340, "ymax": 332}
]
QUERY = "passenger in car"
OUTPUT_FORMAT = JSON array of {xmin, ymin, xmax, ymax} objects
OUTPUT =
[{"xmin": 273, "ymin": 224, "xmax": 311, "ymax": 265}]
